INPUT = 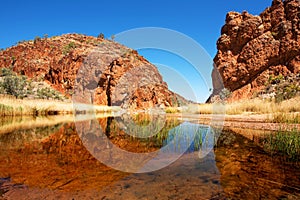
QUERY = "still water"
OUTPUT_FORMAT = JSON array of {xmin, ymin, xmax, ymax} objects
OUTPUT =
[{"xmin": 0, "ymin": 114, "xmax": 299, "ymax": 199}]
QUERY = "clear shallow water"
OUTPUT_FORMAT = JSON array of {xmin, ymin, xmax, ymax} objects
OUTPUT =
[{"xmin": 0, "ymin": 115, "xmax": 299, "ymax": 199}]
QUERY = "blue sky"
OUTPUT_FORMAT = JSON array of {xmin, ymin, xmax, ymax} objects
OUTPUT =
[{"xmin": 0, "ymin": 0, "xmax": 272, "ymax": 102}]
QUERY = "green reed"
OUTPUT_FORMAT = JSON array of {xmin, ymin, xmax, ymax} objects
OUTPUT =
[{"xmin": 263, "ymin": 129, "xmax": 300, "ymax": 161}]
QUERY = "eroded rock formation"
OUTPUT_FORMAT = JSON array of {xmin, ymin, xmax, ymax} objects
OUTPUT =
[
  {"xmin": 212, "ymin": 0, "xmax": 300, "ymax": 100},
  {"xmin": 0, "ymin": 34, "xmax": 183, "ymax": 109}
]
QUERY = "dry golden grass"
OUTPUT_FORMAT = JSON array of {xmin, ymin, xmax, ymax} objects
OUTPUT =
[
  {"xmin": 165, "ymin": 107, "xmax": 181, "ymax": 113},
  {"xmin": 0, "ymin": 95, "xmax": 120, "ymax": 116},
  {"xmin": 0, "ymin": 113, "xmax": 117, "ymax": 135},
  {"xmin": 197, "ymin": 103, "xmax": 225, "ymax": 114},
  {"xmin": 196, "ymin": 97, "xmax": 300, "ymax": 123},
  {"xmin": 271, "ymin": 112, "xmax": 300, "ymax": 123},
  {"xmin": 197, "ymin": 97, "xmax": 300, "ymax": 114},
  {"xmin": 0, "ymin": 116, "xmax": 73, "ymax": 135}
]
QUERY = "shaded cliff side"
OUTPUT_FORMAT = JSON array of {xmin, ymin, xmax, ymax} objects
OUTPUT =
[
  {"xmin": 0, "ymin": 34, "xmax": 186, "ymax": 109},
  {"xmin": 212, "ymin": 0, "xmax": 300, "ymax": 101}
]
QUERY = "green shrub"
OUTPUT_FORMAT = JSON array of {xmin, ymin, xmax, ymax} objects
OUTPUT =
[
  {"xmin": 0, "ymin": 68, "xmax": 26, "ymax": 99},
  {"xmin": 37, "ymin": 87, "xmax": 63, "ymax": 100},
  {"xmin": 219, "ymin": 88, "xmax": 231, "ymax": 100},
  {"xmin": 0, "ymin": 68, "xmax": 14, "ymax": 77},
  {"xmin": 97, "ymin": 33, "xmax": 105, "ymax": 39},
  {"xmin": 63, "ymin": 42, "xmax": 76, "ymax": 55},
  {"xmin": 275, "ymin": 83, "xmax": 300, "ymax": 103},
  {"xmin": 264, "ymin": 74, "xmax": 300, "ymax": 103},
  {"xmin": 0, "ymin": 68, "xmax": 64, "ymax": 100},
  {"xmin": 269, "ymin": 74, "xmax": 284, "ymax": 84},
  {"xmin": 0, "ymin": 75, "xmax": 27, "ymax": 98},
  {"xmin": 34, "ymin": 36, "xmax": 41, "ymax": 44},
  {"xmin": 271, "ymin": 31, "xmax": 278, "ymax": 37},
  {"xmin": 111, "ymin": 35, "xmax": 115, "ymax": 41}
]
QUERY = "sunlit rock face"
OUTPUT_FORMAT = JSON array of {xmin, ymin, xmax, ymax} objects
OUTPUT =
[
  {"xmin": 212, "ymin": 0, "xmax": 300, "ymax": 101},
  {"xmin": 0, "ymin": 34, "xmax": 184, "ymax": 109}
]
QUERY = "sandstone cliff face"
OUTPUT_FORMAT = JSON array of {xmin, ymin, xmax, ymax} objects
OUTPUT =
[
  {"xmin": 212, "ymin": 0, "xmax": 300, "ymax": 100},
  {"xmin": 0, "ymin": 34, "xmax": 181, "ymax": 109}
]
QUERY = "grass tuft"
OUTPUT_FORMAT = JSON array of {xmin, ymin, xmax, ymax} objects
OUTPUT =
[
  {"xmin": 0, "ymin": 95, "xmax": 119, "ymax": 116},
  {"xmin": 263, "ymin": 130, "xmax": 300, "ymax": 161},
  {"xmin": 197, "ymin": 97, "xmax": 300, "ymax": 123},
  {"xmin": 165, "ymin": 107, "xmax": 180, "ymax": 114}
]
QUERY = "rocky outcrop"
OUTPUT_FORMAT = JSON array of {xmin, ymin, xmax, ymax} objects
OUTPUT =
[
  {"xmin": 0, "ymin": 34, "xmax": 183, "ymax": 109},
  {"xmin": 212, "ymin": 0, "xmax": 300, "ymax": 101}
]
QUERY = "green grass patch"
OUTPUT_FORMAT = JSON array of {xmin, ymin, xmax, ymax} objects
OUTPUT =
[{"xmin": 263, "ymin": 130, "xmax": 300, "ymax": 161}]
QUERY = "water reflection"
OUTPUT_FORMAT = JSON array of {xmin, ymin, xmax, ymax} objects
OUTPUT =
[
  {"xmin": 115, "ymin": 113, "xmax": 167, "ymax": 138},
  {"xmin": 215, "ymin": 129, "xmax": 300, "ymax": 199},
  {"xmin": 0, "ymin": 115, "xmax": 299, "ymax": 199},
  {"xmin": 75, "ymin": 114, "xmax": 217, "ymax": 173}
]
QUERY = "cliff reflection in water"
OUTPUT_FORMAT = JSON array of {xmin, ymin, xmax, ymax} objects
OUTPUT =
[
  {"xmin": 0, "ymin": 114, "xmax": 218, "ymax": 194},
  {"xmin": 0, "ymin": 114, "xmax": 299, "ymax": 199},
  {"xmin": 75, "ymin": 113, "xmax": 216, "ymax": 173}
]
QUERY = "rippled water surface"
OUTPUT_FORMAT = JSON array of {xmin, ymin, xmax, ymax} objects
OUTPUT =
[{"xmin": 0, "ymin": 114, "xmax": 299, "ymax": 199}]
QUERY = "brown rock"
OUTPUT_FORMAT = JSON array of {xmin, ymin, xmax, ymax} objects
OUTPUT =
[
  {"xmin": 288, "ymin": 55, "xmax": 300, "ymax": 73},
  {"xmin": 0, "ymin": 34, "xmax": 184, "ymax": 109},
  {"xmin": 211, "ymin": 0, "xmax": 300, "ymax": 101}
]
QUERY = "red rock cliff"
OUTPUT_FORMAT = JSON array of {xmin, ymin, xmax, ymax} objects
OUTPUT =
[
  {"xmin": 212, "ymin": 0, "xmax": 300, "ymax": 100},
  {"xmin": 0, "ymin": 34, "xmax": 183, "ymax": 109}
]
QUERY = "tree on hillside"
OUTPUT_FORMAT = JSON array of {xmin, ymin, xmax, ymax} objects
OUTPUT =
[
  {"xmin": 98, "ymin": 33, "xmax": 105, "ymax": 39},
  {"xmin": 111, "ymin": 35, "xmax": 115, "ymax": 41}
]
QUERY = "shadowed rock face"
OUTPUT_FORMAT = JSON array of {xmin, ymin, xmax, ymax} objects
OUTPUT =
[
  {"xmin": 212, "ymin": 0, "xmax": 300, "ymax": 100},
  {"xmin": 0, "ymin": 34, "xmax": 182, "ymax": 109}
]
